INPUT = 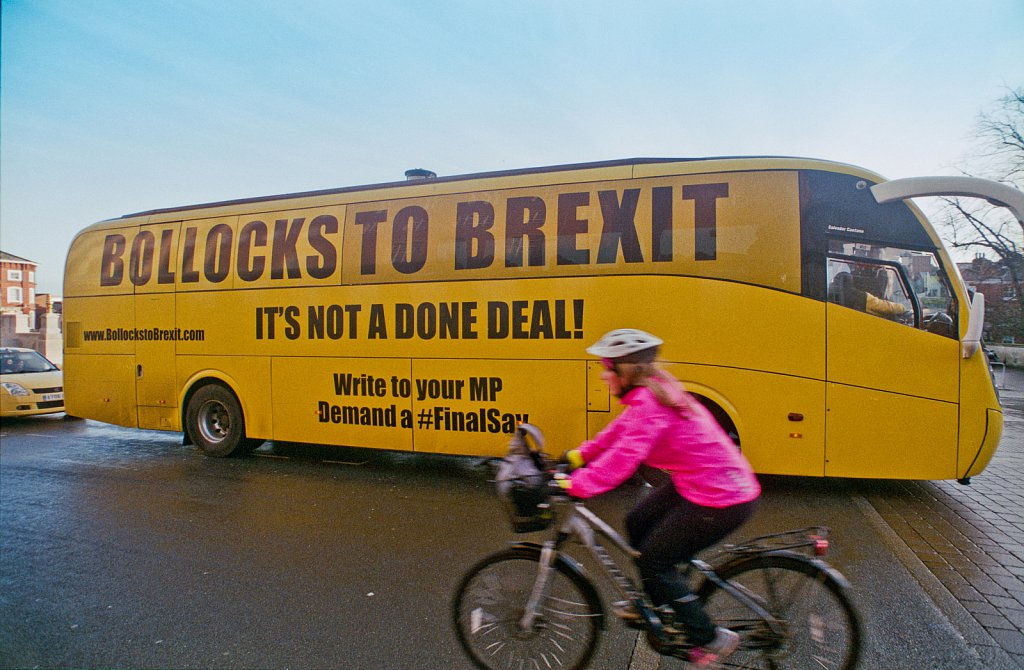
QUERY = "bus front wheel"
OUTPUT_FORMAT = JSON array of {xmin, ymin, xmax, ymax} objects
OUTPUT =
[{"xmin": 185, "ymin": 384, "xmax": 259, "ymax": 457}]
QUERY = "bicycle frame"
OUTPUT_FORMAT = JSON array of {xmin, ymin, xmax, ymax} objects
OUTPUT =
[{"xmin": 517, "ymin": 495, "xmax": 785, "ymax": 641}]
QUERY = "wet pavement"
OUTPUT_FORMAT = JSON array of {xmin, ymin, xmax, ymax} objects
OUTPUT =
[
  {"xmin": 2, "ymin": 367, "xmax": 1022, "ymax": 668},
  {"xmin": 854, "ymin": 366, "xmax": 1024, "ymax": 668},
  {"xmin": 0, "ymin": 408, "xmax": 1005, "ymax": 669}
]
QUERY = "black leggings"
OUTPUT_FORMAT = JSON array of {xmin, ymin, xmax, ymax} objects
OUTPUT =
[{"xmin": 625, "ymin": 482, "xmax": 756, "ymax": 644}]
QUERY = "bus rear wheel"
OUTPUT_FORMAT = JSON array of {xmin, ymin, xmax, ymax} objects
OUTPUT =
[{"xmin": 185, "ymin": 384, "xmax": 260, "ymax": 457}]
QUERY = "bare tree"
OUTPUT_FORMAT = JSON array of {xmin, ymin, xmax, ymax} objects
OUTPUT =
[
  {"xmin": 940, "ymin": 86, "xmax": 1023, "ymax": 342},
  {"xmin": 942, "ymin": 86, "xmax": 1023, "ymax": 255},
  {"xmin": 978, "ymin": 87, "xmax": 1024, "ymax": 183}
]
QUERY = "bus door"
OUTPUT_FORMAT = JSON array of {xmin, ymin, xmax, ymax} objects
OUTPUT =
[
  {"xmin": 135, "ymin": 222, "xmax": 180, "ymax": 431},
  {"xmin": 824, "ymin": 250, "xmax": 960, "ymax": 479}
]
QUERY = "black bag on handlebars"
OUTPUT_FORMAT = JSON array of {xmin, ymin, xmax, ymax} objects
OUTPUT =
[{"xmin": 495, "ymin": 425, "xmax": 553, "ymax": 533}]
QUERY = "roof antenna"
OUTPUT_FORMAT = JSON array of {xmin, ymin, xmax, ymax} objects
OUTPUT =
[{"xmin": 404, "ymin": 168, "xmax": 437, "ymax": 181}]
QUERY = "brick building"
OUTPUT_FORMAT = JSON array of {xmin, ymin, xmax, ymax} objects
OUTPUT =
[
  {"xmin": 0, "ymin": 251, "xmax": 63, "ymax": 364},
  {"xmin": 958, "ymin": 254, "xmax": 1023, "ymax": 344},
  {"xmin": 0, "ymin": 251, "xmax": 38, "ymax": 317}
]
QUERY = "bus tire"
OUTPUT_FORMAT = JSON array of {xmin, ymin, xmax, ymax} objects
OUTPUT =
[{"xmin": 185, "ymin": 383, "xmax": 257, "ymax": 457}]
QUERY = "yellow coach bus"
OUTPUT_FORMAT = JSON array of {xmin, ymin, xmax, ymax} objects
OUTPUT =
[{"xmin": 62, "ymin": 157, "xmax": 1022, "ymax": 481}]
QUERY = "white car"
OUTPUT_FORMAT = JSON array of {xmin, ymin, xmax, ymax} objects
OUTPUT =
[{"xmin": 0, "ymin": 347, "xmax": 65, "ymax": 418}]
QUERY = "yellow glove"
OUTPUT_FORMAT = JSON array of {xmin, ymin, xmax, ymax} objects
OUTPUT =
[
  {"xmin": 553, "ymin": 472, "xmax": 573, "ymax": 491},
  {"xmin": 564, "ymin": 449, "xmax": 585, "ymax": 470}
]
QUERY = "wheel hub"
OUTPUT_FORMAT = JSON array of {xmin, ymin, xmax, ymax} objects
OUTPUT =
[{"xmin": 198, "ymin": 400, "xmax": 230, "ymax": 444}]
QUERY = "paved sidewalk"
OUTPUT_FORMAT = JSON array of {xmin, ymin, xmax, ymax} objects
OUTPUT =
[{"xmin": 857, "ymin": 367, "xmax": 1024, "ymax": 668}]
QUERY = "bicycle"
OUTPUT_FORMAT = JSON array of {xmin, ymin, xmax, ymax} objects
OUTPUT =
[{"xmin": 452, "ymin": 424, "xmax": 863, "ymax": 669}]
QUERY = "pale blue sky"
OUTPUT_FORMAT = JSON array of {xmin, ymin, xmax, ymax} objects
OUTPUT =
[{"xmin": 2, "ymin": 0, "xmax": 1022, "ymax": 294}]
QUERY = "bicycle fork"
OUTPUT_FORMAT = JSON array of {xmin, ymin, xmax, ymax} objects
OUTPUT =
[
  {"xmin": 516, "ymin": 504, "xmax": 668, "ymax": 638},
  {"xmin": 518, "ymin": 541, "xmax": 558, "ymax": 631}
]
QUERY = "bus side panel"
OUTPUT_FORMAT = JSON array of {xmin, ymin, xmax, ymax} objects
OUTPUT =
[
  {"xmin": 826, "ymin": 306, "xmax": 959, "ymax": 402},
  {"xmin": 410, "ymin": 359, "xmax": 588, "ymax": 457},
  {"xmin": 667, "ymin": 364, "xmax": 826, "ymax": 477},
  {"xmin": 587, "ymin": 360, "xmax": 616, "ymax": 437},
  {"xmin": 586, "ymin": 360, "xmax": 610, "ymax": 413},
  {"xmin": 63, "ymin": 353, "xmax": 138, "ymax": 427},
  {"xmin": 64, "ymin": 227, "xmax": 137, "ymax": 299},
  {"xmin": 579, "ymin": 279, "xmax": 826, "ymax": 473},
  {"xmin": 642, "ymin": 281, "xmax": 822, "ymax": 381},
  {"xmin": 962, "ymin": 409, "xmax": 1003, "ymax": 479},
  {"xmin": 271, "ymin": 356, "xmax": 414, "ymax": 451},
  {"xmin": 267, "ymin": 357, "xmax": 588, "ymax": 456},
  {"xmin": 586, "ymin": 411, "xmax": 618, "ymax": 442},
  {"xmin": 63, "ymin": 289, "xmax": 138, "ymax": 427},
  {"xmin": 958, "ymin": 351, "xmax": 1004, "ymax": 478},
  {"xmin": 824, "ymin": 383, "xmax": 958, "ymax": 479},
  {"xmin": 176, "ymin": 356, "xmax": 272, "ymax": 440},
  {"xmin": 63, "ymin": 226, "xmax": 139, "ymax": 426}
]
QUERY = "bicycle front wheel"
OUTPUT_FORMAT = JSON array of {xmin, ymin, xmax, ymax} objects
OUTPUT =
[
  {"xmin": 697, "ymin": 553, "xmax": 862, "ymax": 669},
  {"xmin": 453, "ymin": 546, "xmax": 602, "ymax": 670}
]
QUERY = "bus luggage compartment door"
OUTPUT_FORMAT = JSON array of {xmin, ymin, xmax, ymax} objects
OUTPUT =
[
  {"xmin": 824, "ymin": 304, "xmax": 959, "ymax": 479},
  {"xmin": 135, "ymin": 293, "xmax": 179, "ymax": 430}
]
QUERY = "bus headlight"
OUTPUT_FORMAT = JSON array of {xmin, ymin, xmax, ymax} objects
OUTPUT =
[{"xmin": 1, "ymin": 383, "xmax": 30, "ymax": 396}]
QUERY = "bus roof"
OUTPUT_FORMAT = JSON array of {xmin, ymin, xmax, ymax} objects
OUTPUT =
[{"xmin": 115, "ymin": 155, "xmax": 879, "ymax": 221}]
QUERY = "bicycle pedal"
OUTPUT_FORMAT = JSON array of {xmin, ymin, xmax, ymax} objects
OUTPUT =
[{"xmin": 645, "ymin": 629, "xmax": 691, "ymax": 653}]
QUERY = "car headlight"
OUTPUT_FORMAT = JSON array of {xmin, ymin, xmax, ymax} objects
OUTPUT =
[{"xmin": 1, "ymin": 382, "xmax": 30, "ymax": 397}]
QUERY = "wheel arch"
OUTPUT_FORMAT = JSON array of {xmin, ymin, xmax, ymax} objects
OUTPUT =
[{"xmin": 681, "ymin": 382, "xmax": 743, "ymax": 447}]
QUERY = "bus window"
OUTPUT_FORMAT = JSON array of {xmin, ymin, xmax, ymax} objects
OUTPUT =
[
  {"xmin": 827, "ymin": 241, "xmax": 958, "ymax": 338},
  {"xmin": 905, "ymin": 252, "xmax": 958, "ymax": 338},
  {"xmin": 827, "ymin": 258, "xmax": 913, "ymax": 323}
]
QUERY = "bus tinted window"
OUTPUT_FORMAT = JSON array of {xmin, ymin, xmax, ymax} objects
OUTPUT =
[
  {"xmin": 827, "ymin": 258, "xmax": 914, "ymax": 322},
  {"xmin": 827, "ymin": 241, "xmax": 957, "ymax": 338}
]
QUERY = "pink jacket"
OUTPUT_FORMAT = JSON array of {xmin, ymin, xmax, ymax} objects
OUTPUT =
[{"xmin": 568, "ymin": 381, "xmax": 760, "ymax": 508}]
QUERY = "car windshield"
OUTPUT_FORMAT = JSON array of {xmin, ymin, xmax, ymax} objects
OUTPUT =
[{"xmin": 1, "ymin": 351, "xmax": 58, "ymax": 374}]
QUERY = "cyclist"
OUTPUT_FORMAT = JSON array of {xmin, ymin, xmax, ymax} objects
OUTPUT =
[{"xmin": 555, "ymin": 328, "xmax": 761, "ymax": 666}]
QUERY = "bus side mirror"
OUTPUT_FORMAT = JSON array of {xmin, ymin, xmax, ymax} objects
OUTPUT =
[
  {"xmin": 924, "ymin": 312, "xmax": 955, "ymax": 337},
  {"xmin": 962, "ymin": 292, "xmax": 985, "ymax": 359}
]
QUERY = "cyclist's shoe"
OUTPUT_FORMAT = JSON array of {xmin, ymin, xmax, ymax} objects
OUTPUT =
[
  {"xmin": 687, "ymin": 627, "xmax": 739, "ymax": 667},
  {"xmin": 611, "ymin": 600, "xmax": 641, "ymax": 621}
]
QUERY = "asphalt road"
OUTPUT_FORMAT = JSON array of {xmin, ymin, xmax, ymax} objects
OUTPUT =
[{"xmin": 0, "ymin": 416, "xmax": 990, "ymax": 669}]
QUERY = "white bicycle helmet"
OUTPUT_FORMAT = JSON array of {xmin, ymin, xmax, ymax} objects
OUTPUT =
[{"xmin": 586, "ymin": 328, "xmax": 664, "ymax": 359}]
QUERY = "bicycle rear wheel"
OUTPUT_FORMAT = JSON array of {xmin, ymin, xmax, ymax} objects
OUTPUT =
[
  {"xmin": 697, "ymin": 552, "xmax": 862, "ymax": 669},
  {"xmin": 453, "ymin": 546, "xmax": 602, "ymax": 670}
]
